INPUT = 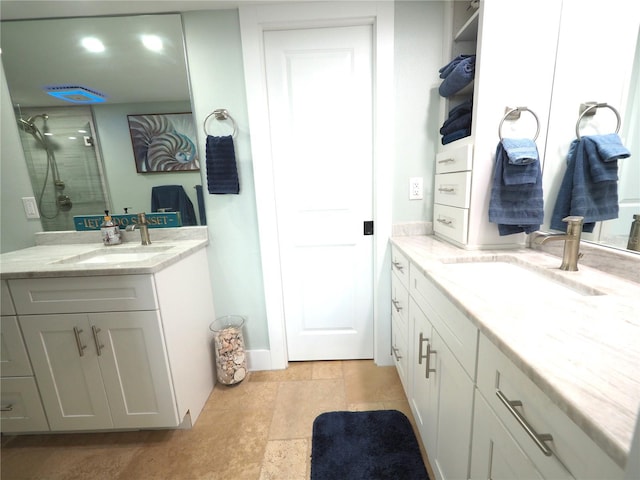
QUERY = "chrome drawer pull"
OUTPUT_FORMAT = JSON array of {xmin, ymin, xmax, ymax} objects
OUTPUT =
[
  {"xmin": 496, "ymin": 389, "xmax": 553, "ymax": 456},
  {"xmin": 392, "ymin": 261, "xmax": 404, "ymax": 272},
  {"xmin": 438, "ymin": 187, "xmax": 455, "ymax": 193},
  {"xmin": 92, "ymin": 325, "xmax": 104, "ymax": 356},
  {"xmin": 392, "ymin": 346, "xmax": 402, "ymax": 361},
  {"xmin": 425, "ymin": 343, "xmax": 436, "ymax": 379},
  {"xmin": 418, "ymin": 332, "xmax": 428, "ymax": 365},
  {"xmin": 1, "ymin": 404, "xmax": 14, "ymax": 412},
  {"xmin": 438, "ymin": 158, "xmax": 455, "ymax": 164},
  {"xmin": 73, "ymin": 327, "xmax": 87, "ymax": 357},
  {"xmin": 391, "ymin": 299, "xmax": 402, "ymax": 312},
  {"xmin": 437, "ymin": 218, "xmax": 453, "ymax": 226}
]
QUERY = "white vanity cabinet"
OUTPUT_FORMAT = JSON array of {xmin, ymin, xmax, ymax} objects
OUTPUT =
[
  {"xmin": 391, "ymin": 248, "xmax": 410, "ymax": 390},
  {"xmin": 471, "ymin": 334, "xmax": 624, "ymax": 480},
  {"xmin": 0, "ymin": 281, "xmax": 49, "ymax": 433},
  {"xmin": 3, "ymin": 247, "xmax": 215, "ymax": 434}
]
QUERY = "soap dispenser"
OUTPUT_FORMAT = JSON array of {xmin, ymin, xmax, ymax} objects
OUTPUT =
[{"xmin": 101, "ymin": 210, "xmax": 122, "ymax": 245}]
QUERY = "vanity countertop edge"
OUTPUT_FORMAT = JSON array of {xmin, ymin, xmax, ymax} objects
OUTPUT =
[
  {"xmin": 390, "ymin": 234, "xmax": 640, "ymax": 469},
  {"xmin": 0, "ymin": 228, "xmax": 209, "ymax": 279}
]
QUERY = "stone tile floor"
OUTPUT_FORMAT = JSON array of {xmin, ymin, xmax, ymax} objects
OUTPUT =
[{"xmin": 1, "ymin": 360, "xmax": 433, "ymax": 479}]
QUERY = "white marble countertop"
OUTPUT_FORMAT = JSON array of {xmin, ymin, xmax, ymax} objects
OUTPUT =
[
  {"xmin": 0, "ymin": 227, "xmax": 209, "ymax": 279},
  {"xmin": 390, "ymin": 235, "xmax": 640, "ymax": 469}
]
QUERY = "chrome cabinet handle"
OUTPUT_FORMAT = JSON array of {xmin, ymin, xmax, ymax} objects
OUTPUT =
[
  {"xmin": 496, "ymin": 389, "xmax": 553, "ymax": 457},
  {"xmin": 73, "ymin": 327, "xmax": 87, "ymax": 357},
  {"xmin": 391, "ymin": 299, "xmax": 402, "ymax": 312},
  {"xmin": 91, "ymin": 325, "xmax": 104, "ymax": 356},
  {"xmin": 392, "ymin": 261, "xmax": 404, "ymax": 272},
  {"xmin": 392, "ymin": 346, "xmax": 402, "ymax": 361},
  {"xmin": 438, "ymin": 187, "xmax": 455, "ymax": 193},
  {"xmin": 418, "ymin": 332, "xmax": 428, "ymax": 365},
  {"xmin": 425, "ymin": 342, "xmax": 437, "ymax": 379},
  {"xmin": 438, "ymin": 158, "xmax": 455, "ymax": 164},
  {"xmin": 437, "ymin": 218, "xmax": 452, "ymax": 226},
  {"xmin": 1, "ymin": 404, "xmax": 13, "ymax": 412}
]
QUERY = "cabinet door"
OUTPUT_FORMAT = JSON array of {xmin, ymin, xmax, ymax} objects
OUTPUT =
[
  {"xmin": 470, "ymin": 393, "xmax": 549, "ymax": 480},
  {"xmin": 1, "ymin": 316, "xmax": 33, "ymax": 376},
  {"xmin": 92, "ymin": 311, "xmax": 179, "ymax": 428},
  {"xmin": 409, "ymin": 298, "xmax": 438, "ymax": 456},
  {"xmin": 431, "ymin": 329, "xmax": 475, "ymax": 480},
  {"xmin": 19, "ymin": 314, "xmax": 112, "ymax": 430}
]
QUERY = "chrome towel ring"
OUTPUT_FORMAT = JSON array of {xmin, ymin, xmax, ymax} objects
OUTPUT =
[
  {"xmin": 498, "ymin": 106, "xmax": 540, "ymax": 141},
  {"xmin": 575, "ymin": 102, "xmax": 621, "ymax": 139},
  {"xmin": 203, "ymin": 108, "xmax": 238, "ymax": 137}
]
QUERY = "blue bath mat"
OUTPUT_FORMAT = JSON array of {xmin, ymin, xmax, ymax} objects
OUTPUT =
[{"xmin": 311, "ymin": 410, "xmax": 429, "ymax": 480}]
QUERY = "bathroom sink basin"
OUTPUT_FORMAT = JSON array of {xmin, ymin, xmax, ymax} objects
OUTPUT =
[
  {"xmin": 443, "ymin": 259, "xmax": 605, "ymax": 298},
  {"xmin": 54, "ymin": 245, "xmax": 174, "ymax": 265}
]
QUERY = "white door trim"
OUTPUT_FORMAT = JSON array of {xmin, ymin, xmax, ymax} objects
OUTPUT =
[{"xmin": 239, "ymin": 2, "xmax": 394, "ymax": 369}]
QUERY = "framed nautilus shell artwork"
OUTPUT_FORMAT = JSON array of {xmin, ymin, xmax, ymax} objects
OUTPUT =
[{"xmin": 127, "ymin": 112, "xmax": 199, "ymax": 173}]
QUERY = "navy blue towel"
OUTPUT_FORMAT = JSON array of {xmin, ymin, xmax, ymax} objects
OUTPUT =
[
  {"xmin": 441, "ymin": 128, "xmax": 471, "ymax": 145},
  {"xmin": 151, "ymin": 185, "xmax": 197, "ymax": 226},
  {"xmin": 439, "ymin": 55, "xmax": 476, "ymax": 97},
  {"xmin": 489, "ymin": 140, "xmax": 543, "ymax": 235},
  {"xmin": 195, "ymin": 185, "xmax": 206, "ymax": 225},
  {"xmin": 206, "ymin": 135, "xmax": 239, "ymax": 194},
  {"xmin": 440, "ymin": 112, "xmax": 472, "ymax": 136},
  {"xmin": 550, "ymin": 134, "xmax": 629, "ymax": 232}
]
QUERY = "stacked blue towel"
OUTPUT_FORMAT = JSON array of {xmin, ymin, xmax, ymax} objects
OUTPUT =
[
  {"xmin": 439, "ymin": 55, "xmax": 476, "ymax": 97},
  {"xmin": 550, "ymin": 134, "xmax": 630, "ymax": 232},
  {"xmin": 440, "ymin": 98, "xmax": 473, "ymax": 145},
  {"xmin": 151, "ymin": 185, "xmax": 197, "ymax": 226},
  {"xmin": 489, "ymin": 138, "xmax": 544, "ymax": 235},
  {"xmin": 206, "ymin": 135, "xmax": 240, "ymax": 194}
]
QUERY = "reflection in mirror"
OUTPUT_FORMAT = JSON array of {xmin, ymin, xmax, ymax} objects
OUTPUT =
[
  {"xmin": 1, "ymin": 14, "xmax": 203, "ymax": 231},
  {"xmin": 542, "ymin": 2, "xmax": 640, "ymax": 253}
]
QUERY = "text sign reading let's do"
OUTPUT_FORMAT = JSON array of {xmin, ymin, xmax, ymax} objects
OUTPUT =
[{"xmin": 74, "ymin": 213, "xmax": 182, "ymax": 231}]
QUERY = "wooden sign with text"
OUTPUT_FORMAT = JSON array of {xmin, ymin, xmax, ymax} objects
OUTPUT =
[{"xmin": 73, "ymin": 213, "xmax": 182, "ymax": 231}]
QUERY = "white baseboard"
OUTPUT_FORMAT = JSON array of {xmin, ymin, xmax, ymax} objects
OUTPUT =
[{"xmin": 246, "ymin": 349, "xmax": 273, "ymax": 371}]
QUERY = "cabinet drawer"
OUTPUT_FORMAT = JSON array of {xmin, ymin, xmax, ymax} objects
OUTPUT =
[
  {"xmin": 434, "ymin": 204, "xmax": 469, "ymax": 245},
  {"xmin": 435, "ymin": 143, "xmax": 473, "ymax": 174},
  {"xmin": 1, "ymin": 316, "xmax": 32, "ymax": 376},
  {"xmin": 391, "ymin": 272, "xmax": 409, "ymax": 330},
  {"xmin": 1, "ymin": 281, "xmax": 15, "ymax": 316},
  {"xmin": 477, "ymin": 335, "xmax": 623, "ymax": 480},
  {"xmin": 434, "ymin": 172, "xmax": 471, "ymax": 208},
  {"xmin": 391, "ymin": 246, "xmax": 409, "ymax": 289},
  {"xmin": 9, "ymin": 275, "xmax": 157, "ymax": 314},
  {"xmin": 0, "ymin": 377, "xmax": 49, "ymax": 433},
  {"xmin": 409, "ymin": 263, "xmax": 477, "ymax": 379},
  {"xmin": 391, "ymin": 310, "xmax": 409, "ymax": 388}
]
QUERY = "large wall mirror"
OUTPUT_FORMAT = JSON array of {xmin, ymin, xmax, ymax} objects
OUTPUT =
[
  {"xmin": 1, "ymin": 14, "xmax": 203, "ymax": 231},
  {"xmin": 541, "ymin": 1, "xmax": 639, "ymax": 254}
]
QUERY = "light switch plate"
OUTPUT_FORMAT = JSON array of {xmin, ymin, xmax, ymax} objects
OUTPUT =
[{"xmin": 22, "ymin": 197, "xmax": 40, "ymax": 219}]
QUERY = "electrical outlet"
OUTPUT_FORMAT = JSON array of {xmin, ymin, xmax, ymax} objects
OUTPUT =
[
  {"xmin": 409, "ymin": 177, "xmax": 423, "ymax": 200},
  {"xmin": 22, "ymin": 196, "xmax": 40, "ymax": 219}
]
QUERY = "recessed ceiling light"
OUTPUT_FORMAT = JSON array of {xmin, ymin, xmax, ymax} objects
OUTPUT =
[
  {"xmin": 81, "ymin": 37, "xmax": 105, "ymax": 53},
  {"xmin": 141, "ymin": 35, "xmax": 163, "ymax": 52},
  {"xmin": 78, "ymin": 129, "xmax": 87, "ymax": 134}
]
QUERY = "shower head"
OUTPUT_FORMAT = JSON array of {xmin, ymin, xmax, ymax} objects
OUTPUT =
[{"xmin": 17, "ymin": 114, "xmax": 48, "ymax": 134}]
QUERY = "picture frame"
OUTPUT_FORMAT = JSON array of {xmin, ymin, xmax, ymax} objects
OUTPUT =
[{"xmin": 127, "ymin": 112, "xmax": 199, "ymax": 173}]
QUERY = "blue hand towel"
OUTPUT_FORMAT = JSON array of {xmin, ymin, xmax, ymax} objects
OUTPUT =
[
  {"xmin": 500, "ymin": 138, "xmax": 539, "ymax": 165},
  {"xmin": 439, "ymin": 56, "xmax": 476, "ymax": 97},
  {"xmin": 550, "ymin": 135, "xmax": 626, "ymax": 233},
  {"xmin": 206, "ymin": 135, "xmax": 239, "ymax": 194},
  {"xmin": 446, "ymin": 98, "xmax": 473, "ymax": 120},
  {"xmin": 489, "ymin": 142, "xmax": 543, "ymax": 235},
  {"xmin": 439, "ymin": 54, "xmax": 474, "ymax": 79},
  {"xmin": 151, "ymin": 185, "xmax": 197, "ymax": 226}
]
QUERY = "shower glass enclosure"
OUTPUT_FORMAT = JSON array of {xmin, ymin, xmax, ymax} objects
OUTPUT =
[{"xmin": 16, "ymin": 106, "xmax": 110, "ymax": 231}]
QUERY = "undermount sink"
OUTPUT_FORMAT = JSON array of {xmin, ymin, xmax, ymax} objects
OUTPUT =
[
  {"xmin": 442, "ymin": 258, "xmax": 606, "ymax": 298},
  {"xmin": 53, "ymin": 245, "xmax": 174, "ymax": 265}
]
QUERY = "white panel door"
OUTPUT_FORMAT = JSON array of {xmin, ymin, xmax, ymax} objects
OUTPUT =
[
  {"xmin": 19, "ymin": 314, "xmax": 113, "ymax": 430},
  {"xmin": 263, "ymin": 25, "xmax": 374, "ymax": 360},
  {"xmin": 92, "ymin": 311, "xmax": 179, "ymax": 428}
]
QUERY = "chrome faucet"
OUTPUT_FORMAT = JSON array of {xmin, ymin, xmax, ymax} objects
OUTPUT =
[
  {"xmin": 534, "ymin": 216, "xmax": 584, "ymax": 271},
  {"xmin": 125, "ymin": 212, "xmax": 151, "ymax": 245}
]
